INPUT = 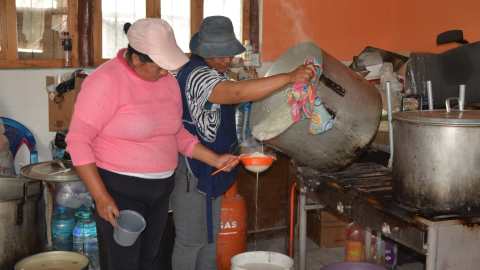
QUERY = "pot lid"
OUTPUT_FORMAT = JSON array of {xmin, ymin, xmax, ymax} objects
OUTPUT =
[
  {"xmin": 20, "ymin": 159, "xmax": 80, "ymax": 182},
  {"xmin": 393, "ymin": 110, "xmax": 480, "ymax": 126},
  {"xmin": 0, "ymin": 178, "xmax": 40, "ymax": 201}
]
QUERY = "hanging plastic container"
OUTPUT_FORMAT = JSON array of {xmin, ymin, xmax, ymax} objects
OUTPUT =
[{"xmin": 216, "ymin": 181, "xmax": 247, "ymax": 270}]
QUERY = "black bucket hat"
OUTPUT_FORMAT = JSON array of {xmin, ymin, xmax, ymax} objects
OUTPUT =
[{"xmin": 190, "ymin": 16, "xmax": 246, "ymax": 58}]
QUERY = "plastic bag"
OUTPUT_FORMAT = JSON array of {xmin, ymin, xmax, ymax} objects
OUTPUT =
[
  {"xmin": 236, "ymin": 103, "xmax": 259, "ymax": 147},
  {"xmin": 0, "ymin": 150, "xmax": 14, "ymax": 177},
  {"xmin": 378, "ymin": 63, "xmax": 404, "ymax": 116},
  {"xmin": 0, "ymin": 120, "xmax": 14, "ymax": 177},
  {"xmin": 55, "ymin": 180, "xmax": 89, "ymax": 208},
  {"xmin": 0, "ymin": 135, "xmax": 9, "ymax": 153},
  {"xmin": 0, "ymin": 118, "xmax": 4, "ymax": 135}
]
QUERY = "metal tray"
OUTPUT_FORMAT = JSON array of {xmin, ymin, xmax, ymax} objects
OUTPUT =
[{"xmin": 20, "ymin": 159, "xmax": 80, "ymax": 182}]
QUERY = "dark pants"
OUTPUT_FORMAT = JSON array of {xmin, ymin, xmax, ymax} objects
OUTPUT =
[{"xmin": 93, "ymin": 168, "xmax": 175, "ymax": 270}]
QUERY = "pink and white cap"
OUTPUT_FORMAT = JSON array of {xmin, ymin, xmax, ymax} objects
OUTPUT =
[{"xmin": 127, "ymin": 18, "xmax": 189, "ymax": 70}]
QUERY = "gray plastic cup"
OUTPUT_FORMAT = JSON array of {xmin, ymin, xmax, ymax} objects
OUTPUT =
[{"xmin": 114, "ymin": 210, "xmax": 146, "ymax": 247}]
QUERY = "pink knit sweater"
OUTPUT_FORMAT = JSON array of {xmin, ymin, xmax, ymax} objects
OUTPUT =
[{"xmin": 66, "ymin": 49, "xmax": 199, "ymax": 173}]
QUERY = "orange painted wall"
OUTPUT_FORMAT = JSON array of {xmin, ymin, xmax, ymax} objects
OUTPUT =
[{"xmin": 262, "ymin": 0, "xmax": 480, "ymax": 61}]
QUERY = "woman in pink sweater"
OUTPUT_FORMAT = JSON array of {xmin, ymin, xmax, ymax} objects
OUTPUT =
[{"xmin": 65, "ymin": 18, "xmax": 238, "ymax": 270}]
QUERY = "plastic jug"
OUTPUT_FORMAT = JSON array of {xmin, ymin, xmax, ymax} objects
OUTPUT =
[
  {"xmin": 51, "ymin": 206, "xmax": 76, "ymax": 251},
  {"xmin": 73, "ymin": 207, "xmax": 100, "ymax": 270}
]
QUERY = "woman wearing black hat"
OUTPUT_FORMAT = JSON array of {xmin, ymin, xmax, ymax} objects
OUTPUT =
[{"xmin": 171, "ymin": 15, "xmax": 314, "ymax": 270}]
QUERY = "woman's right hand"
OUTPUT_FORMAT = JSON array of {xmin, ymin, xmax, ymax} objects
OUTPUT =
[
  {"xmin": 287, "ymin": 64, "xmax": 315, "ymax": 84},
  {"xmin": 94, "ymin": 193, "xmax": 120, "ymax": 227}
]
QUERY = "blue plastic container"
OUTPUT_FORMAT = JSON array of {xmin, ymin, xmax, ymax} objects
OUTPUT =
[{"xmin": 51, "ymin": 206, "xmax": 76, "ymax": 251}]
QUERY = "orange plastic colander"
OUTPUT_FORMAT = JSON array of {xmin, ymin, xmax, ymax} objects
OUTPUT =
[
  {"xmin": 239, "ymin": 153, "xmax": 276, "ymax": 166},
  {"xmin": 211, "ymin": 153, "xmax": 277, "ymax": 175}
]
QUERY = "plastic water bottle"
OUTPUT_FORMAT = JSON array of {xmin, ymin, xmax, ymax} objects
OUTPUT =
[
  {"xmin": 73, "ymin": 207, "xmax": 100, "ymax": 270},
  {"xmin": 243, "ymin": 40, "xmax": 253, "ymax": 67},
  {"xmin": 74, "ymin": 204, "xmax": 90, "ymax": 223},
  {"xmin": 51, "ymin": 206, "xmax": 76, "ymax": 251},
  {"xmin": 385, "ymin": 240, "xmax": 398, "ymax": 270}
]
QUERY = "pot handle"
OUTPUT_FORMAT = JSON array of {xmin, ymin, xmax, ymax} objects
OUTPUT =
[
  {"xmin": 445, "ymin": 97, "xmax": 464, "ymax": 114},
  {"xmin": 16, "ymin": 179, "xmax": 42, "ymax": 225}
]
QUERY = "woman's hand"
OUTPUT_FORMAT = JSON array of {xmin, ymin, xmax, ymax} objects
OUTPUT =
[
  {"xmin": 74, "ymin": 163, "xmax": 120, "ymax": 227},
  {"xmin": 287, "ymin": 64, "xmax": 315, "ymax": 84},
  {"xmin": 214, "ymin": 154, "xmax": 240, "ymax": 172},
  {"xmin": 94, "ymin": 193, "xmax": 121, "ymax": 227}
]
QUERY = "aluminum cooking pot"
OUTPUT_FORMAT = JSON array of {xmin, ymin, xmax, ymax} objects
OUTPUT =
[
  {"xmin": 14, "ymin": 251, "xmax": 90, "ymax": 270},
  {"xmin": 0, "ymin": 178, "xmax": 44, "ymax": 270},
  {"xmin": 249, "ymin": 42, "xmax": 382, "ymax": 172},
  {"xmin": 393, "ymin": 106, "xmax": 480, "ymax": 213}
]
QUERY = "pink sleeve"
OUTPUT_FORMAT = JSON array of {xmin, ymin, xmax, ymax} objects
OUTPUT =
[
  {"xmin": 65, "ymin": 75, "xmax": 118, "ymax": 166},
  {"xmin": 176, "ymin": 127, "xmax": 199, "ymax": 158}
]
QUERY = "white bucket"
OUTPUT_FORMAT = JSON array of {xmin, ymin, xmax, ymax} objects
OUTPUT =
[{"xmin": 231, "ymin": 251, "xmax": 294, "ymax": 270}]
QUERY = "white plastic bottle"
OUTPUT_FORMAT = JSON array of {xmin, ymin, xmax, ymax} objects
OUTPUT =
[{"xmin": 243, "ymin": 40, "xmax": 253, "ymax": 67}]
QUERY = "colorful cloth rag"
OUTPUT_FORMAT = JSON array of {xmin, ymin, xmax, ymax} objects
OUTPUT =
[{"xmin": 287, "ymin": 57, "xmax": 333, "ymax": 134}]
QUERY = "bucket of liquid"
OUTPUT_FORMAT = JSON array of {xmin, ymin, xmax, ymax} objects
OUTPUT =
[
  {"xmin": 231, "ymin": 251, "xmax": 294, "ymax": 270},
  {"xmin": 14, "ymin": 251, "xmax": 90, "ymax": 270}
]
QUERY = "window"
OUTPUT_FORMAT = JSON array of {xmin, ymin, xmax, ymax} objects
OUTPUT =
[
  {"xmin": 0, "ymin": 0, "xmax": 255, "ymax": 68},
  {"xmin": 161, "ymin": 0, "xmax": 191, "ymax": 53},
  {"xmin": 101, "ymin": 0, "xmax": 146, "ymax": 59},
  {"xmin": 96, "ymin": 0, "xmax": 252, "ymax": 61},
  {"xmin": 16, "ymin": 0, "xmax": 68, "ymax": 60},
  {"xmin": 203, "ymin": 0, "xmax": 242, "ymax": 42},
  {"xmin": 0, "ymin": 0, "xmax": 76, "ymax": 68}
]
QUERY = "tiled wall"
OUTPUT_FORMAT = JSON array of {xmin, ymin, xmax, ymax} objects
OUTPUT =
[{"xmin": 0, "ymin": 68, "xmax": 95, "ymax": 171}]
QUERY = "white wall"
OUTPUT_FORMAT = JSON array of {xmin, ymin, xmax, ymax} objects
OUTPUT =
[{"xmin": 0, "ymin": 68, "xmax": 94, "ymax": 172}]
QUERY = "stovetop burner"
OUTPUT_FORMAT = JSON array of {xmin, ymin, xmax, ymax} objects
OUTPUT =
[
  {"xmin": 297, "ymin": 162, "xmax": 480, "ymax": 254},
  {"xmin": 298, "ymin": 162, "xmax": 480, "ymax": 223}
]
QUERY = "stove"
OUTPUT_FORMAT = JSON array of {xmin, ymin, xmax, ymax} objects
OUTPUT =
[{"xmin": 296, "ymin": 162, "xmax": 480, "ymax": 270}]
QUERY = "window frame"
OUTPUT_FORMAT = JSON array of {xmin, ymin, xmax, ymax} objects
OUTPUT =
[
  {"xmin": 0, "ymin": 0, "xmax": 77, "ymax": 69},
  {"xmin": 94, "ymin": 0, "xmax": 252, "ymax": 66},
  {"xmin": 0, "ymin": 0, "xmax": 253, "ymax": 69}
]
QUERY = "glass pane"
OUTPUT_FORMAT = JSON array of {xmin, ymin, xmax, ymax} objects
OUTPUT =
[
  {"xmin": 102, "ymin": 0, "xmax": 146, "ymax": 59},
  {"xmin": 16, "ymin": 0, "xmax": 68, "ymax": 59},
  {"xmin": 204, "ymin": 0, "xmax": 242, "ymax": 41},
  {"xmin": 161, "ymin": 0, "xmax": 190, "ymax": 53}
]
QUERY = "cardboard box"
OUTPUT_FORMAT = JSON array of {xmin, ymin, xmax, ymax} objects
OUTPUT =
[
  {"xmin": 47, "ymin": 73, "xmax": 87, "ymax": 131},
  {"xmin": 307, "ymin": 209, "xmax": 349, "ymax": 248}
]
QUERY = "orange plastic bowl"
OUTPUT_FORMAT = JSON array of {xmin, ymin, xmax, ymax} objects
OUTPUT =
[{"xmin": 239, "ymin": 153, "xmax": 276, "ymax": 166}]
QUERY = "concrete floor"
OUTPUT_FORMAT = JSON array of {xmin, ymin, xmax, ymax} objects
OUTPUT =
[{"xmin": 247, "ymin": 237, "xmax": 425, "ymax": 270}]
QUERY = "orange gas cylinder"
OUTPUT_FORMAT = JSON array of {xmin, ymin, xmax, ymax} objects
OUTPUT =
[{"xmin": 216, "ymin": 180, "xmax": 247, "ymax": 270}]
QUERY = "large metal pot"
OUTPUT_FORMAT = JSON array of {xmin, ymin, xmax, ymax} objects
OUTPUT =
[
  {"xmin": 393, "ymin": 109, "xmax": 480, "ymax": 213},
  {"xmin": 14, "ymin": 251, "xmax": 89, "ymax": 270},
  {"xmin": 250, "ymin": 42, "xmax": 382, "ymax": 172},
  {"xmin": 0, "ymin": 178, "xmax": 44, "ymax": 270}
]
